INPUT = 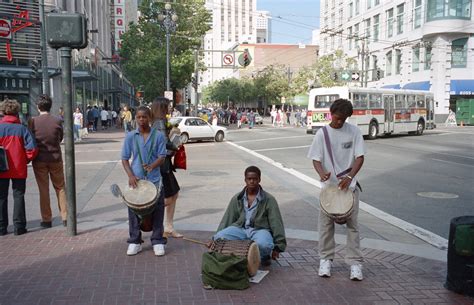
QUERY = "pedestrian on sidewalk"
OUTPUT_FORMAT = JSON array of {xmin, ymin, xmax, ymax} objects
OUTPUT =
[
  {"xmin": 213, "ymin": 166, "xmax": 287, "ymax": 266},
  {"xmin": 0, "ymin": 99, "xmax": 38, "ymax": 236},
  {"xmin": 307, "ymin": 98, "xmax": 365, "ymax": 281},
  {"xmin": 121, "ymin": 105, "xmax": 167, "ymax": 256},
  {"xmin": 73, "ymin": 107, "xmax": 83, "ymax": 142},
  {"xmin": 121, "ymin": 106, "xmax": 132, "ymax": 133},
  {"xmin": 100, "ymin": 107, "xmax": 108, "ymax": 130},
  {"xmin": 151, "ymin": 97, "xmax": 183, "ymax": 239},
  {"xmin": 28, "ymin": 94, "xmax": 68, "ymax": 229}
]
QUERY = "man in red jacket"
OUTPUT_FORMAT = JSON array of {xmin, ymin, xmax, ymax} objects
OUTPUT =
[{"xmin": 0, "ymin": 99, "xmax": 38, "ymax": 236}]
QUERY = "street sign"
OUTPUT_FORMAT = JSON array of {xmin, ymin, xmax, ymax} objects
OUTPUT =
[
  {"xmin": 351, "ymin": 72, "xmax": 360, "ymax": 81},
  {"xmin": 222, "ymin": 53, "xmax": 234, "ymax": 66},
  {"xmin": 341, "ymin": 71, "xmax": 351, "ymax": 81},
  {"xmin": 164, "ymin": 90, "xmax": 173, "ymax": 101},
  {"xmin": 0, "ymin": 19, "xmax": 12, "ymax": 39}
]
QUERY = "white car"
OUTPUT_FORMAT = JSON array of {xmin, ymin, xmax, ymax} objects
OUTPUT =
[{"xmin": 169, "ymin": 117, "xmax": 227, "ymax": 144}]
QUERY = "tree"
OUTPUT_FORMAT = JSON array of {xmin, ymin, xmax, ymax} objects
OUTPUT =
[{"xmin": 120, "ymin": 0, "xmax": 211, "ymax": 101}]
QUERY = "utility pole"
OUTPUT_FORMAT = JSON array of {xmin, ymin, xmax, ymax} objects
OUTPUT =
[
  {"xmin": 194, "ymin": 48, "xmax": 199, "ymax": 116},
  {"xmin": 39, "ymin": 0, "xmax": 50, "ymax": 95}
]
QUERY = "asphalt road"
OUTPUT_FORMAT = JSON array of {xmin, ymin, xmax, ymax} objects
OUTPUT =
[{"xmin": 225, "ymin": 124, "xmax": 474, "ymax": 239}]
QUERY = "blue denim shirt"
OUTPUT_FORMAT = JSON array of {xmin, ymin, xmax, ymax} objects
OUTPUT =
[
  {"xmin": 121, "ymin": 129, "xmax": 167, "ymax": 183},
  {"xmin": 243, "ymin": 188, "xmax": 263, "ymax": 234}
]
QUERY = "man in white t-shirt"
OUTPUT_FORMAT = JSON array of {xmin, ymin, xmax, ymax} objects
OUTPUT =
[
  {"xmin": 307, "ymin": 98, "xmax": 365, "ymax": 281},
  {"xmin": 100, "ymin": 108, "xmax": 109, "ymax": 130}
]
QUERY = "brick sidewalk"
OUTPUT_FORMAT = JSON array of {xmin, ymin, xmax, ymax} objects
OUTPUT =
[{"xmin": 0, "ymin": 229, "xmax": 471, "ymax": 305}]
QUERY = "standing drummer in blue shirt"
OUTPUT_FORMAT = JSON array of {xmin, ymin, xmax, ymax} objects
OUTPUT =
[{"xmin": 121, "ymin": 106, "xmax": 167, "ymax": 257}]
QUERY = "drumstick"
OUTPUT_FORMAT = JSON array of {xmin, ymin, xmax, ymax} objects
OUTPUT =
[{"xmin": 182, "ymin": 237, "xmax": 210, "ymax": 247}]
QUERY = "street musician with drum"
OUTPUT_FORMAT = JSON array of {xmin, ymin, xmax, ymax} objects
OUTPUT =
[
  {"xmin": 121, "ymin": 106, "xmax": 167, "ymax": 256},
  {"xmin": 307, "ymin": 98, "xmax": 365, "ymax": 281},
  {"xmin": 213, "ymin": 166, "xmax": 286, "ymax": 267}
]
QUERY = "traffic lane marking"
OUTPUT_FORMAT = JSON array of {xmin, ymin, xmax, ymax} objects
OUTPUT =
[
  {"xmin": 254, "ymin": 145, "xmax": 311, "ymax": 152},
  {"xmin": 430, "ymin": 158, "xmax": 474, "ymax": 168},
  {"xmin": 232, "ymin": 135, "xmax": 310, "ymax": 143},
  {"xmin": 226, "ymin": 141, "xmax": 448, "ymax": 250}
]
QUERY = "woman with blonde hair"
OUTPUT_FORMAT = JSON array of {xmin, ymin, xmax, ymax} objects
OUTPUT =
[{"xmin": 150, "ymin": 97, "xmax": 182, "ymax": 238}]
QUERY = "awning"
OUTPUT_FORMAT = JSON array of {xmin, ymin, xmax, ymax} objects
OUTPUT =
[
  {"xmin": 450, "ymin": 80, "xmax": 474, "ymax": 95},
  {"xmin": 402, "ymin": 81, "xmax": 431, "ymax": 91},
  {"xmin": 72, "ymin": 69, "xmax": 98, "ymax": 82},
  {"xmin": 381, "ymin": 84, "xmax": 401, "ymax": 89}
]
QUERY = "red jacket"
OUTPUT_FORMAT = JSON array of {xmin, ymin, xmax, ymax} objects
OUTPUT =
[{"xmin": 0, "ymin": 115, "xmax": 38, "ymax": 179}]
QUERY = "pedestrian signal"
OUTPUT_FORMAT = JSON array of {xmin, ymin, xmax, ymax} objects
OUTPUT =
[
  {"xmin": 31, "ymin": 60, "xmax": 41, "ymax": 78},
  {"xmin": 332, "ymin": 71, "xmax": 338, "ymax": 81}
]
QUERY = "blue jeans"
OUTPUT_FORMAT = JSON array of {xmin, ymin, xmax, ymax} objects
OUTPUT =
[
  {"xmin": 73, "ymin": 124, "xmax": 81, "ymax": 140},
  {"xmin": 214, "ymin": 226, "xmax": 274, "ymax": 260},
  {"xmin": 127, "ymin": 185, "xmax": 166, "ymax": 246}
]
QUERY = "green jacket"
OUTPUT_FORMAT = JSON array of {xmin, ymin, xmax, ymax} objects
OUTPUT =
[{"xmin": 217, "ymin": 187, "xmax": 287, "ymax": 253}]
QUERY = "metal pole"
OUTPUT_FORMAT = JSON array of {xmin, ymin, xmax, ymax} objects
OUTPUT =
[
  {"xmin": 39, "ymin": 0, "xmax": 50, "ymax": 95},
  {"xmin": 60, "ymin": 47, "xmax": 77, "ymax": 236},
  {"xmin": 194, "ymin": 48, "xmax": 199, "ymax": 116},
  {"xmin": 360, "ymin": 40, "xmax": 365, "ymax": 87},
  {"xmin": 166, "ymin": 29, "xmax": 171, "ymax": 92}
]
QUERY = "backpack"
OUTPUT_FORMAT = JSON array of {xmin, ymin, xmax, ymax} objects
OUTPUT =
[{"xmin": 201, "ymin": 251, "xmax": 249, "ymax": 290}]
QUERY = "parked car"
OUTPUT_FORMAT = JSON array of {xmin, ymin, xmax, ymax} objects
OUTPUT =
[{"xmin": 169, "ymin": 117, "xmax": 227, "ymax": 143}]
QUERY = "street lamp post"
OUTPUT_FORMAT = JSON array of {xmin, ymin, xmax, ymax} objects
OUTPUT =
[{"xmin": 158, "ymin": 3, "xmax": 178, "ymax": 94}]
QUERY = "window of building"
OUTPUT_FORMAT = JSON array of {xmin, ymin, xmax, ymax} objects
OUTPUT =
[
  {"xmin": 331, "ymin": 35, "xmax": 335, "ymax": 50},
  {"xmin": 451, "ymin": 37, "xmax": 468, "ymax": 68},
  {"xmin": 339, "ymin": 9, "xmax": 343, "ymax": 26},
  {"xmin": 365, "ymin": 19, "xmax": 371, "ymax": 38},
  {"xmin": 427, "ymin": 0, "xmax": 472, "ymax": 21},
  {"xmin": 424, "ymin": 46, "xmax": 432, "ymax": 70},
  {"xmin": 395, "ymin": 49, "xmax": 402, "ymax": 74},
  {"xmin": 349, "ymin": 2, "xmax": 353, "ymax": 18},
  {"xmin": 412, "ymin": 47, "xmax": 420, "ymax": 72},
  {"xmin": 373, "ymin": 14, "xmax": 379, "ymax": 42},
  {"xmin": 386, "ymin": 51, "xmax": 392, "ymax": 76},
  {"xmin": 414, "ymin": 0, "xmax": 422, "ymax": 28},
  {"xmin": 367, "ymin": 0, "xmax": 371, "ymax": 9},
  {"xmin": 354, "ymin": 23, "xmax": 359, "ymax": 48},
  {"xmin": 331, "ymin": 13, "xmax": 335, "ymax": 28},
  {"xmin": 375, "ymin": 0, "xmax": 380, "ymax": 5},
  {"xmin": 372, "ymin": 55, "xmax": 379, "ymax": 80},
  {"xmin": 397, "ymin": 4, "xmax": 404, "ymax": 34},
  {"xmin": 387, "ymin": 8, "xmax": 394, "ymax": 38},
  {"xmin": 355, "ymin": 0, "xmax": 360, "ymax": 15}
]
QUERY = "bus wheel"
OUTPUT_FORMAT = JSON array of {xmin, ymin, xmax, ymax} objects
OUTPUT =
[
  {"xmin": 368, "ymin": 122, "xmax": 378, "ymax": 140},
  {"xmin": 416, "ymin": 120, "xmax": 425, "ymax": 135}
]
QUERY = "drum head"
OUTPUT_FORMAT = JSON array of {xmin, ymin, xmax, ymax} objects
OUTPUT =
[
  {"xmin": 320, "ymin": 185, "xmax": 354, "ymax": 215},
  {"xmin": 247, "ymin": 242, "xmax": 261, "ymax": 277},
  {"xmin": 122, "ymin": 180, "xmax": 158, "ymax": 207}
]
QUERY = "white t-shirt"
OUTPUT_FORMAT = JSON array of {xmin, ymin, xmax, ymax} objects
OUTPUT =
[
  {"xmin": 73, "ymin": 112, "xmax": 82, "ymax": 126},
  {"xmin": 307, "ymin": 122, "xmax": 365, "ymax": 190},
  {"xmin": 100, "ymin": 109, "xmax": 108, "ymax": 120}
]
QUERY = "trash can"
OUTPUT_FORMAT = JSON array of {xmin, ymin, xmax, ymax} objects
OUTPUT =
[
  {"xmin": 456, "ymin": 99, "xmax": 474, "ymax": 126},
  {"xmin": 445, "ymin": 216, "xmax": 474, "ymax": 296}
]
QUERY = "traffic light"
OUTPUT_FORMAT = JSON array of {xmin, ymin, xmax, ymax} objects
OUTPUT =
[
  {"xmin": 332, "ymin": 71, "xmax": 338, "ymax": 81},
  {"xmin": 31, "ymin": 59, "xmax": 41, "ymax": 78},
  {"xmin": 243, "ymin": 51, "xmax": 250, "ymax": 67},
  {"xmin": 376, "ymin": 69, "xmax": 382, "ymax": 80}
]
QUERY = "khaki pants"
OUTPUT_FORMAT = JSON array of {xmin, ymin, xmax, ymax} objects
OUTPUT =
[
  {"xmin": 33, "ymin": 161, "xmax": 68, "ymax": 222},
  {"xmin": 319, "ymin": 189, "xmax": 363, "ymax": 265}
]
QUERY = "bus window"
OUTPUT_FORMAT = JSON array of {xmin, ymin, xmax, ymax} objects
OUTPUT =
[
  {"xmin": 369, "ymin": 94, "xmax": 382, "ymax": 108},
  {"xmin": 314, "ymin": 95, "xmax": 338, "ymax": 108},
  {"xmin": 407, "ymin": 95, "xmax": 417, "ymax": 108},
  {"xmin": 395, "ymin": 94, "xmax": 406, "ymax": 108},
  {"xmin": 416, "ymin": 95, "xmax": 425, "ymax": 108},
  {"xmin": 353, "ymin": 93, "xmax": 368, "ymax": 109}
]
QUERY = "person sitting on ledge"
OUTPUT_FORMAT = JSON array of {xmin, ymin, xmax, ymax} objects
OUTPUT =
[{"xmin": 213, "ymin": 166, "xmax": 286, "ymax": 266}]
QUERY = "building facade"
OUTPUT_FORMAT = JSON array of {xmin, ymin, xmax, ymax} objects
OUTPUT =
[
  {"xmin": 320, "ymin": 0, "xmax": 474, "ymax": 122},
  {"xmin": 256, "ymin": 10, "xmax": 271, "ymax": 43},
  {"xmin": 0, "ymin": 0, "xmax": 138, "ymax": 119}
]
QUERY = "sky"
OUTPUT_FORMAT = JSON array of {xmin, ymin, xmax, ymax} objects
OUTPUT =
[{"xmin": 257, "ymin": 0, "xmax": 320, "ymax": 45}]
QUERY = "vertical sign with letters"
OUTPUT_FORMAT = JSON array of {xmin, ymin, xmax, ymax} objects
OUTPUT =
[{"xmin": 114, "ymin": 0, "xmax": 125, "ymax": 52}]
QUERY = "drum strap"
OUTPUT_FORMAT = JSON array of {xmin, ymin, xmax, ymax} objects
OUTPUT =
[
  {"xmin": 134, "ymin": 129, "xmax": 157, "ymax": 177},
  {"xmin": 322, "ymin": 126, "xmax": 362, "ymax": 191}
]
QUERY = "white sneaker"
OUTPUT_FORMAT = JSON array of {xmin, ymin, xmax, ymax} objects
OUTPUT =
[
  {"xmin": 318, "ymin": 259, "xmax": 332, "ymax": 277},
  {"xmin": 153, "ymin": 244, "xmax": 165, "ymax": 256},
  {"xmin": 350, "ymin": 264, "xmax": 363, "ymax": 281},
  {"xmin": 127, "ymin": 243, "xmax": 142, "ymax": 256}
]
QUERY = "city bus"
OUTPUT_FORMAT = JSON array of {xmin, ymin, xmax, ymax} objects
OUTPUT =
[{"xmin": 306, "ymin": 87, "xmax": 435, "ymax": 139}]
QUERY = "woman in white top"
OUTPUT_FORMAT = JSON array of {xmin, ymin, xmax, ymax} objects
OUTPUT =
[{"xmin": 73, "ymin": 107, "xmax": 83, "ymax": 141}]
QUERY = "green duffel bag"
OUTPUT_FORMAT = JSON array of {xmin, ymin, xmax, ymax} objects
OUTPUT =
[
  {"xmin": 454, "ymin": 224, "xmax": 474, "ymax": 256},
  {"xmin": 201, "ymin": 251, "xmax": 249, "ymax": 290}
]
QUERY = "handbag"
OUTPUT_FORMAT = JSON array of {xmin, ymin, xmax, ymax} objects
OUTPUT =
[
  {"xmin": 173, "ymin": 145, "xmax": 187, "ymax": 170},
  {"xmin": 0, "ymin": 146, "xmax": 8, "ymax": 172}
]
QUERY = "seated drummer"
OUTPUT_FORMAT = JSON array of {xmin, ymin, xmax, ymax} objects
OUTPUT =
[
  {"xmin": 213, "ymin": 166, "xmax": 286, "ymax": 265},
  {"xmin": 121, "ymin": 106, "xmax": 167, "ymax": 257}
]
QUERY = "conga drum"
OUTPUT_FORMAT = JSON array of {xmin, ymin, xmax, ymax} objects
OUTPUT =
[
  {"xmin": 210, "ymin": 239, "xmax": 261, "ymax": 276},
  {"xmin": 111, "ymin": 180, "xmax": 160, "ymax": 232},
  {"xmin": 319, "ymin": 185, "xmax": 354, "ymax": 224}
]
